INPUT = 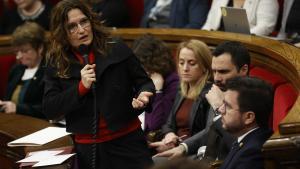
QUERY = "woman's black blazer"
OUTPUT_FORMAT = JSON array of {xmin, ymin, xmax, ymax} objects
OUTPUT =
[
  {"xmin": 4, "ymin": 64, "xmax": 46, "ymax": 119},
  {"xmin": 43, "ymin": 41, "xmax": 155, "ymax": 134}
]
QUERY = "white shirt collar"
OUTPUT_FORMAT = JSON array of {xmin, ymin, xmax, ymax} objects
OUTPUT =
[
  {"xmin": 21, "ymin": 65, "xmax": 39, "ymax": 80},
  {"xmin": 237, "ymin": 127, "xmax": 259, "ymax": 143},
  {"xmin": 213, "ymin": 114, "xmax": 221, "ymax": 122}
]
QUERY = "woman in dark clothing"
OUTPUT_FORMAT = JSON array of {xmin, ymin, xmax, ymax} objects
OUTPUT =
[
  {"xmin": 0, "ymin": 22, "xmax": 46, "ymax": 119},
  {"xmin": 0, "ymin": 0, "xmax": 52, "ymax": 34},
  {"xmin": 43, "ymin": 0, "xmax": 155, "ymax": 169},
  {"xmin": 132, "ymin": 34, "xmax": 179, "ymax": 137},
  {"xmin": 149, "ymin": 39, "xmax": 213, "ymax": 153}
]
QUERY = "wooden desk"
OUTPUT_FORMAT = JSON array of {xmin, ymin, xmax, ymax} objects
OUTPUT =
[
  {"xmin": 0, "ymin": 113, "xmax": 73, "ymax": 169},
  {"xmin": 1, "ymin": 28, "xmax": 300, "ymax": 169}
]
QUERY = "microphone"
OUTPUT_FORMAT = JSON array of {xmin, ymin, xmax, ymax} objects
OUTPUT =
[
  {"xmin": 78, "ymin": 44, "xmax": 95, "ymax": 89},
  {"xmin": 79, "ymin": 44, "xmax": 97, "ymax": 169},
  {"xmin": 78, "ymin": 44, "xmax": 89, "ymax": 65}
]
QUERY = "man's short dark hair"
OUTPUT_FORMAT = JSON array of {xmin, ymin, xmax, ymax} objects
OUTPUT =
[
  {"xmin": 212, "ymin": 41, "xmax": 251, "ymax": 72},
  {"xmin": 226, "ymin": 76, "xmax": 273, "ymax": 128}
]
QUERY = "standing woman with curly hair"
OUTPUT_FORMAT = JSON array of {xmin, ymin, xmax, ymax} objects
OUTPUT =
[{"xmin": 43, "ymin": 0, "xmax": 155, "ymax": 168}]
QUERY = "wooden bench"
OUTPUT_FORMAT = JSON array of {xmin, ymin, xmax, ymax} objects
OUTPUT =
[
  {"xmin": 1, "ymin": 28, "xmax": 299, "ymax": 169},
  {"xmin": 111, "ymin": 29, "xmax": 300, "ymax": 169}
]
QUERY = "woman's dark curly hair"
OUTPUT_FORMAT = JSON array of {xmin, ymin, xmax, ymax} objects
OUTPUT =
[
  {"xmin": 46, "ymin": 0, "xmax": 109, "ymax": 78},
  {"xmin": 132, "ymin": 34, "xmax": 175, "ymax": 77}
]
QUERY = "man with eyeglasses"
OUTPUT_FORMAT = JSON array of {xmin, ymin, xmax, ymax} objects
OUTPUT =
[
  {"xmin": 200, "ymin": 41, "xmax": 250, "ymax": 161},
  {"xmin": 218, "ymin": 76, "xmax": 273, "ymax": 169},
  {"xmin": 154, "ymin": 41, "xmax": 250, "ymax": 161}
]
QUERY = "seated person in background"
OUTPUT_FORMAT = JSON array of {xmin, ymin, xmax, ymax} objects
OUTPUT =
[
  {"xmin": 0, "ymin": 1, "xmax": 3, "ymax": 17},
  {"xmin": 151, "ymin": 157, "xmax": 210, "ymax": 169},
  {"xmin": 202, "ymin": 0, "xmax": 279, "ymax": 36},
  {"xmin": 150, "ymin": 39, "xmax": 213, "ymax": 153},
  {"xmin": 0, "ymin": 22, "xmax": 46, "ymax": 119},
  {"xmin": 155, "ymin": 41, "xmax": 250, "ymax": 161},
  {"xmin": 132, "ymin": 34, "xmax": 179, "ymax": 138},
  {"xmin": 219, "ymin": 76, "xmax": 273, "ymax": 169},
  {"xmin": 277, "ymin": 0, "xmax": 300, "ymax": 47},
  {"xmin": 85, "ymin": 0, "xmax": 130, "ymax": 28},
  {"xmin": 141, "ymin": 0, "xmax": 209, "ymax": 28},
  {"xmin": 0, "ymin": 0, "xmax": 52, "ymax": 34}
]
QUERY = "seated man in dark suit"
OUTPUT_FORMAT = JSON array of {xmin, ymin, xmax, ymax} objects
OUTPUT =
[
  {"xmin": 154, "ymin": 41, "xmax": 250, "ymax": 160},
  {"xmin": 219, "ymin": 76, "xmax": 273, "ymax": 169},
  {"xmin": 140, "ymin": 0, "xmax": 209, "ymax": 28}
]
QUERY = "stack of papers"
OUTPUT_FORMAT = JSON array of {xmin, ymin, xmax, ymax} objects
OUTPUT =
[
  {"xmin": 17, "ymin": 150, "xmax": 75, "ymax": 167},
  {"xmin": 7, "ymin": 127, "xmax": 71, "ymax": 147}
]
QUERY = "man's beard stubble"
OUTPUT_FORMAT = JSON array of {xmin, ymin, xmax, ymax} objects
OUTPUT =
[{"xmin": 214, "ymin": 81, "xmax": 226, "ymax": 91}]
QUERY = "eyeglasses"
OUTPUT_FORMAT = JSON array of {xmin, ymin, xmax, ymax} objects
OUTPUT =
[
  {"xmin": 67, "ymin": 17, "xmax": 91, "ymax": 34},
  {"xmin": 14, "ymin": 46, "xmax": 34, "ymax": 54},
  {"xmin": 219, "ymin": 101, "xmax": 240, "ymax": 114}
]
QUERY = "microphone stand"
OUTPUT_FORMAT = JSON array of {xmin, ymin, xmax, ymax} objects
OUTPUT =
[{"xmin": 79, "ymin": 45, "xmax": 98, "ymax": 169}]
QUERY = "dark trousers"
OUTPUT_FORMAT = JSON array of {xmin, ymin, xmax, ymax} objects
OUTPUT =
[{"xmin": 75, "ymin": 129, "xmax": 153, "ymax": 169}]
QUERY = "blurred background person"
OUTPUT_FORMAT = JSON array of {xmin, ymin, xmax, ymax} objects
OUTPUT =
[
  {"xmin": 141, "ymin": 0, "xmax": 209, "ymax": 28},
  {"xmin": 277, "ymin": 0, "xmax": 300, "ymax": 47},
  {"xmin": 132, "ymin": 34, "xmax": 179, "ymax": 140},
  {"xmin": 0, "ymin": 22, "xmax": 46, "ymax": 119},
  {"xmin": 202, "ymin": 0, "xmax": 279, "ymax": 36},
  {"xmin": 219, "ymin": 76, "xmax": 273, "ymax": 169},
  {"xmin": 149, "ymin": 39, "xmax": 213, "ymax": 154},
  {"xmin": 152, "ymin": 41, "xmax": 249, "ymax": 161},
  {"xmin": 85, "ymin": 0, "xmax": 130, "ymax": 28},
  {"xmin": 0, "ymin": 1, "xmax": 4, "ymax": 18},
  {"xmin": 0, "ymin": 0, "xmax": 53, "ymax": 34}
]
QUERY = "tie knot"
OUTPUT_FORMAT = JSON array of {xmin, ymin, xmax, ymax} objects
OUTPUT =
[{"xmin": 231, "ymin": 141, "xmax": 239, "ymax": 150}]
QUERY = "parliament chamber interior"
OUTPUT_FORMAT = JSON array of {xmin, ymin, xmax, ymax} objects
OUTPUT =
[{"xmin": 0, "ymin": 0, "xmax": 299, "ymax": 169}]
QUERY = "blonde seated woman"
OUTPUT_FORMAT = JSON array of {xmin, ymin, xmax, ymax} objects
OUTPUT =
[{"xmin": 150, "ymin": 39, "xmax": 214, "ymax": 156}]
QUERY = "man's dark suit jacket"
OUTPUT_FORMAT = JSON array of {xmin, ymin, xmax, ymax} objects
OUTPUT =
[
  {"xmin": 219, "ymin": 127, "xmax": 273, "ymax": 169},
  {"xmin": 141, "ymin": 0, "xmax": 209, "ymax": 28},
  {"xmin": 203, "ymin": 118, "xmax": 235, "ymax": 161}
]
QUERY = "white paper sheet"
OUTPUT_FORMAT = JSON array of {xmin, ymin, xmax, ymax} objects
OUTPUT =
[
  {"xmin": 17, "ymin": 150, "xmax": 64, "ymax": 163},
  {"xmin": 7, "ymin": 127, "xmax": 71, "ymax": 147},
  {"xmin": 32, "ymin": 154, "xmax": 75, "ymax": 167}
]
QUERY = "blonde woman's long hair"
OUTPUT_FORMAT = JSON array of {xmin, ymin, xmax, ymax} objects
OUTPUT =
[{"xmin": 176, "ymin": 39, "xmax": 212, "ymax": 99}]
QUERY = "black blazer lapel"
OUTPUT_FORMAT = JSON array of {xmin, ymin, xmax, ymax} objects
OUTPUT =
[
  {"xmin": 67, "ymin": 53, "xmax": 84, "ymax": 79},
  {"xmin": 5, "ymin": 65, "xmax": 25, "ymax": 100},
  {"xmin": 172, "ymin": 92, "xmax": 185, "ymax": 116},
  {"xmin": 95, "ymin": 41, "xmax": 132, "ymax": 80},
  {"xmin": 189, "ymin": 95, "xmax": 203, "ymax": 128},
  {"xmin": 189, "ymin": 82, "xmax": 212, "ymax": 129}
]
